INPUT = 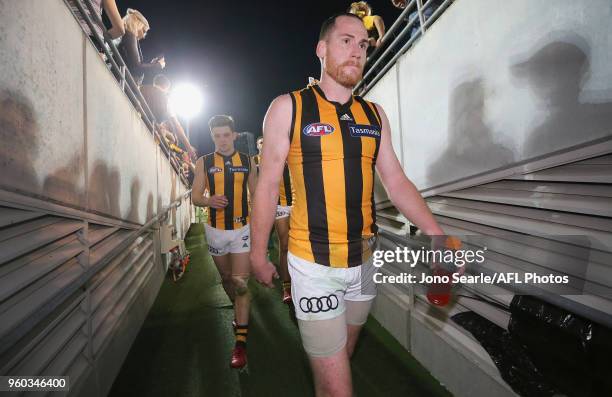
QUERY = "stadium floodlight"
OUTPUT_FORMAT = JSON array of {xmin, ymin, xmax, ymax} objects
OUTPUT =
[{"xmin": 168, "ymin": 83, "xmax": 204, "ymax": 120}]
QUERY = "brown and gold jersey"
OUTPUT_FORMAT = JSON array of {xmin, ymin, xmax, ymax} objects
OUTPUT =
[
  {"xmin": 278, "ymin": 163, "xmax": 293, "ymax": 207},
  {"xmin": 253, "ymin": 154, "xmax": 293, "ymax": 207},
  {"xmin": 287, "ymin": 84, "xmax": 382, "ymax": 268},
  {"xmin": 203, "ymin": 151, "xmax": 251, "ymax": 230}
]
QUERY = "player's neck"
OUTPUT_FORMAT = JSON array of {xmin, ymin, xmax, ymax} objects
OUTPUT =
[
  {"xmin": 318, "ymin": 74, "xmax": 353, "ymax": 105},
  {"xmin": 216, "ymin": 147, "xmax": 235, "ymax": 156}
]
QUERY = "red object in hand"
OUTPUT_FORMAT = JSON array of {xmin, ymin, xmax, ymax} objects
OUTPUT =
[
  {"xmin": 426, "ymin": 236, "xmax": 462, "ymax": 306},
  {"xmin": 426, "ymin": 267, "xmax": 453, "ymax": 306}
]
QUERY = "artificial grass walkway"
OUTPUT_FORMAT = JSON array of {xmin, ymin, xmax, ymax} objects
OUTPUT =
[{"xmin": 109, "ymin": 223, "xmax": 452, "ymax": 397}]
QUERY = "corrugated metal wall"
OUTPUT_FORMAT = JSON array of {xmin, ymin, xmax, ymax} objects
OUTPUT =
[
  {"xmin": 364, "ymin": 1, "xmax": 612, "ymax": 395},
  {"xmin": 372, "ymin": 145, "xmax": 612, "ymax": 397},
  {"xmin": 0, "ymin": 194, "xmax": 170, "ymax": 397}
]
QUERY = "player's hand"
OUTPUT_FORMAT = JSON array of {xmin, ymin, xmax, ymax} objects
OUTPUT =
[
  {"xmin": 208, "ymin": 195, "xmax": 228, "ymax": 209},
  {"xmin": 250, "ymin": 253, "xmax": 278, "ymax": 288},
  {"xmin": 431, "ymin": 235, "xmax": 465, "ymax": 275}
]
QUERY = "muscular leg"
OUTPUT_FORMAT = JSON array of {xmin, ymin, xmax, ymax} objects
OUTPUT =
[
  {"xmin": 210, "ymin": 254, "xmax": 234, "ymax": 301},
  {"xmin": 346, "ymin": 324, "xmax": 363, "ymax": 358},
  {"xmin": 229, "ymin": 252, "xmax": 251, "ymax": 325},
  {"xmin": 298, "ymin": 315, "xmax": 352, "ymax": 397},
  {"xmin": 274, "ymin": 216, "xmax": 290, "ymax": 283},
  {"xmin": 310, "ymin": 348, "xmax": 352, "ymax": 397}
]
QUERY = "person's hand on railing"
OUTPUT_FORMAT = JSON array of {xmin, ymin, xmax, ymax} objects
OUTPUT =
[
  {"xmin": 107, "ymin": 25, "xmax": 125, "ymax": 40},
  {"xmin": 392, "ymin": 0, "xmax": 408, "ymax": 9}
]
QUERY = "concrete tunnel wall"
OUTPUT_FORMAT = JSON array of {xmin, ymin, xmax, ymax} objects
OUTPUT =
[
  {"xmin": 366, "ymin": 0, "xmax": 612, "ymax": 193},
  {"xmin": 0, "ymin": 2, "xmax": 192, "ymax": 395},
  {"xmin": 0, "ymin": 0, "xmax": 191, "ymax": 228}
]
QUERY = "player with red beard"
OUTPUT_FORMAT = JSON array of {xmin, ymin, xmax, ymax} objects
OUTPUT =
[{"xmin": 250, "ymin": 13, "xmax": 444, "ymax": 397}]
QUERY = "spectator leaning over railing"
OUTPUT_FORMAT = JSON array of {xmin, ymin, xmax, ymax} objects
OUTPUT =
[
  {"xmin": 348, "ymin": 1, "xmax": 385, "ymax": 49},
  {"xmin": 140, "ymin": 74, "xmax": 197, "ymax": 160},
  {"xmin": 117, "ymin": 8, "xmax": 164, "ymax": 85},
  {"xmin": 392, "ymin": 0, "xmax": 445, "ymax": 39},
  {"xmin": 68, "ymin": 0, "xmax": 125, "ymax": 51}
]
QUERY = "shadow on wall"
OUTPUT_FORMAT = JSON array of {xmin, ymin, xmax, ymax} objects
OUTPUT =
[
  {"xmin": 89, "ymin": 160, "xmax": 121, "ymax": 218},
  {"xmin": 1, "ymin": 89, "xmax": 87, "ymax": 206},
  {"xmin": 146, "ymin": 193, "xmax": 154, "ymax": 221},
  {"xmin": 512, "ymin": 36, "xmax": 612, "ymax": 158},
  {"xmin": 42, "ymin": 153, "xmax": 85, "ymax": 206},
  {"xmin": 126, "ymin": 178, "xmax": 141, "ymax": 223},
  {"xmin": 0, "ymin": 88, "xmax": 151, "ymax": 224},
  {"xmin": 0, "ymin": 90, "xmax": 40, "ymax": 191},
  {"xmin": 427, "ymin": 78, "xmax": 516, "ymax": 187},
  {"xmin": 1, "ymin": 87, "xmax": 182, "ymax": 225}
]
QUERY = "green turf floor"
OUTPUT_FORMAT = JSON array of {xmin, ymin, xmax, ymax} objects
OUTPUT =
[{"xmin": 109, "ymin": 223, "xmax": 452, "ymax": 397}]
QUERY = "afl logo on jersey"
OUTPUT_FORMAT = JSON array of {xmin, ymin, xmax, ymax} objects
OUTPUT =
[
  {"xmin": 303, "ymin": 123, "xmax": 335, "ymax": 137},
  {"xmin": 208, "ymin": 166, "xmax": 222, "ymax": 174}
]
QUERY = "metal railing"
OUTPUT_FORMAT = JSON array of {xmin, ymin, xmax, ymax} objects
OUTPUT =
[
  {"xmin": 67, "ymin": 0, "xmax": 186, "ymax": 183},
  {"xmin": 354, "ymin": 0, "xmax": 454, "ymax": 95}
]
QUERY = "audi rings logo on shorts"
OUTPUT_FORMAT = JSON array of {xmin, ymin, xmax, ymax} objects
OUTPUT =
[{"xmin": 299, "ymin": 294, "xmax": 339, "ymax": 313}]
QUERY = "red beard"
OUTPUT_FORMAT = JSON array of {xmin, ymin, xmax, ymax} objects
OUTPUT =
[{"xmin": 326, "ymin": 58, "xmax": 364, "ymax": 89}]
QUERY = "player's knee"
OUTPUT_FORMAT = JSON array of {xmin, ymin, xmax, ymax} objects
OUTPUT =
[
  {"xmin": 220, "ymin": 273, "xmax": 232, "ymax": 285},
  {"xmin": 231, "ymin": 275, "xmax": 249, "ymax": 295}
]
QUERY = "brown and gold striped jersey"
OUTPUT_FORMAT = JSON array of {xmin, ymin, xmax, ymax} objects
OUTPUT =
[
  {"xmin": 278, "ymin": 164, "xmax": 293, "ymax": 207},
  {"xmin": 253, "ymin": 154, "xmax": 293, "ymax": 207},
  {"xmin": 287, "ymin": 84, "xmax": 382, "ymax": 268},
  {"xmin": 203, "ymin": 151, "xmax": 251, "ymax": 230}
]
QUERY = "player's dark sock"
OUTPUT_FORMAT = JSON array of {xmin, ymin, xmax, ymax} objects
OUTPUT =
[{"xmin": 235, "ymin": 324, "xmax": 248, "ymax": 347}]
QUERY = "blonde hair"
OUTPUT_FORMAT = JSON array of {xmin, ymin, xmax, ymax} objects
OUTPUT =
[
  {"xmin": 123, "ymin": 8, "xmax": 150, "ymax": 36},
  {"xmin": 349, "ymin": 2, "xmax": 372, "ymax": 17}
]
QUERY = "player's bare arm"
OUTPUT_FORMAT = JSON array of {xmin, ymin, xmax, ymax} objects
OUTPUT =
[
  {"xmin": 374, "ymin": 103, "xmax": 444, "ymax": 236},
  {"xmin": 249, "ymin": 94, "xmax": 292, "ymax": 287}
]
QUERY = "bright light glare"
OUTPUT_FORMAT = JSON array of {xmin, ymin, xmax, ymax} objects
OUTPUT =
[{"xmin": 168, "ymin": 83, "xmax": 204, "ymax": 119}]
